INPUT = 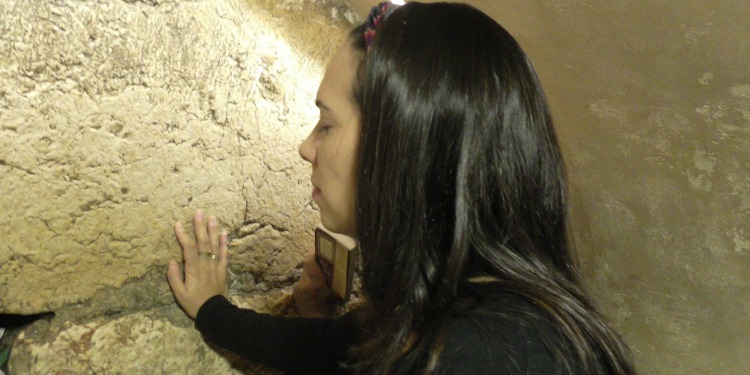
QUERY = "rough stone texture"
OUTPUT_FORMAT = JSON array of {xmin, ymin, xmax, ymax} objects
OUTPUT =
[
  {"xmin": 1, "ymin": 0, "xmax": 357, "ymax": 372},
  {"xmin": 11, "ymin": 292, "xmax": 292, "ymax": 374},
  {"xmin": 356, "ymin": 1, "xmax": 749, "ymax": 374}
]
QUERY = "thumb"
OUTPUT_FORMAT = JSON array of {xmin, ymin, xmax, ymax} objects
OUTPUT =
[
  {"xmin": 166, "ymin": 260, "xmax": 187, "ymax": 299},
  {"xmin": 304, "ymin": 253, "xmax": 326, "ymax": 280}
]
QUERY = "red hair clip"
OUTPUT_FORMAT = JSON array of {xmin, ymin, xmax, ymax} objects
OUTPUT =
[{"xmin": 364, "ymin": 2, "xmax": 401, "ymax": 51}]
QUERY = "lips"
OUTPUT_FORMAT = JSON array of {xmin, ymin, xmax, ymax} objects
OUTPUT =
[{"xmin": 311, "ymin": 180, "xmax": 321, "ymax": 200}]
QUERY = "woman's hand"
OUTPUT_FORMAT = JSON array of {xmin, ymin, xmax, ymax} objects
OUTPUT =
[
  {"xmin": 293, "ymin": 251, "xmax": 337, "ymax": 318},
  {"xmin": 166, "ymin": 209, "xmax": 229, "ymax": 319}
]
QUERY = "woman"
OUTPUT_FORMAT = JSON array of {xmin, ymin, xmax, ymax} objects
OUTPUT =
[{"xmin": 166, "ymin": 2, "xmax": 635, "ymax": 374}]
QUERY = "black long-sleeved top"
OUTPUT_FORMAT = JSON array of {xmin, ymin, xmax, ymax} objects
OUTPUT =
[{"xmin": 196, "ymin": 284, "xmax": 570, "ymax": 374}]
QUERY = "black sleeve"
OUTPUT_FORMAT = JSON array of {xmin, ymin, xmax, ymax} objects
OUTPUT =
[{"xmin": 195, "ymin": 295, "xmax": 361, "ymax": 375}]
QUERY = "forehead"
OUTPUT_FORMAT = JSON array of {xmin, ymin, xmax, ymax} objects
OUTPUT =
[{"xmin": 317, "ymin": 43, "xmax": 360, "ymax": 108}]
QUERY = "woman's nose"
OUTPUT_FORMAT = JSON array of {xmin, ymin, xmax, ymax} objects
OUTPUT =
[{"xmin": 299, "ymin": 131, "xmax": 315, "ymax": 164}]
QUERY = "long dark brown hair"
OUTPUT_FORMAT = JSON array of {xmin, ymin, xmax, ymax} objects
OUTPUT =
[{"xmin": 348, "ymin": 3, "xmax": 634, "ymax": 374}]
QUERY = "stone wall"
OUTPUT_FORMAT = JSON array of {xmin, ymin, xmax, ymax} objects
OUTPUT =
[{"xmin": 0, "ymin": 0, "xmax": 356, "ymax": 373}]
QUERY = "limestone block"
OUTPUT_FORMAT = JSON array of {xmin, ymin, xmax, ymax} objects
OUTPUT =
[
  {"xmin": 0, "ymin": 0, "xmax": 351, "ymax": 312},
  {"xmin": 0, "ymin": 0, "xmax": 358, "ymax": 371},
  {"xmin": 10, "ymin": 308, "xmax": 281, "ymax": 374}
]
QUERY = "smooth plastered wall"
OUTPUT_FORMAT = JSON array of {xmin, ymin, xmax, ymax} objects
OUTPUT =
[{"xmin": 349, "ymin": 1, "xmax": 750, "ymax": 374}]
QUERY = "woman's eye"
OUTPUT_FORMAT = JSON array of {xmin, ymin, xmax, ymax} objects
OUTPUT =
[{"xmin": 319, "ymin": 124, "xmax": 332, "ymax": 133}]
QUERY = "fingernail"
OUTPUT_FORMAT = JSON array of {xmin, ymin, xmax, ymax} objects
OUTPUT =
[
  {"xmin": 209, "ymin": 216, "xmax": 217, "ymax": 225},
  {"xmin": 196, "ymin": 209, "xmax": 203, "ymax": 220}
]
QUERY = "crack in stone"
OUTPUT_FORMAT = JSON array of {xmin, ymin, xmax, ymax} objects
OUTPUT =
[
  {"xmin": 231, "ymin": 220, "xmax": 289, "ymax": 241},
  {"xmin": 48, "ymin": 266, "xmax": 176, "ymax": 324},
  {"xmin": 0, "ymin": 159, "xmax": 37, "ymax": 176}
]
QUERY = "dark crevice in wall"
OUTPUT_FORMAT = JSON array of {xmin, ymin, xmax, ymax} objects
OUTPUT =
[
  {"xmin": 0, "ymin": 312, "xmax": 55, "ymax": 373},
  {"xmin": 0, "ymin": 312, "xmax": 55, "ymax": 329}
]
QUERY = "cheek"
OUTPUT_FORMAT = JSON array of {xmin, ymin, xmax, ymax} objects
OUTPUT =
[
  {"xmin": 338, "ymin": 143, "xmax": 359, "ymax": 188},
  {"xmin": 323, "ymin": 138, "xmax": 358, "ymax": 180}
]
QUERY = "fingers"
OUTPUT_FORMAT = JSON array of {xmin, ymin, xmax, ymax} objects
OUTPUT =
[
  {"xmin": 194, "ymin": 209, "xmax": 210, "ymax": 254},
  {"xmin": 168, "ymin": 210, "xmax": 230, "ymax": 319},
  {"xmin": 208, "ymin": 215, "xmax": 220, "ymax": 253},
  {"xmin": 301, "ymin": 251, "xmax": 316, "ymax": 274},
  {"xmin": 294, "ymin": 251, "xmax": 336, "ymax": 318},
  {"xmin": 219, "ymin": 230, "xmax": 230, "ymax": 269},
  {"xmin": 175, "ymin": 210, "xmax": 226, "ymax": 267},
  {"xmin": 303, "ymin": 251, "xmax": 326, "ymax": 281},
  {"xmin": 175, "ymin": 222, "xmax": 197, "ymax": 263}
]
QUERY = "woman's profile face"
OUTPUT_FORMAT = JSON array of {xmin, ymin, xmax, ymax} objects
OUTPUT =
[{"xmin": 299, "ymin": 42, "xmax": 362, "ymax": 236}]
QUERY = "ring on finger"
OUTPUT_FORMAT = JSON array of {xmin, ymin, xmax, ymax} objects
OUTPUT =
[{"xmin": 199, "ymin": 249, "xmax": 219, "ymax": 261}]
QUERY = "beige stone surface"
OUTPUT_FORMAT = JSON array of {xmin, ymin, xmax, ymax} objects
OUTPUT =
[
  {"xmin": 0, "ymin": 0, "xmax": 352, "ymax": 312},
  {"xmin": 12, "ymin": 311, "xmax": 254, "ymax": 374},
  {"xmin": 10, "ymin": 292, "xmax": 292, "ymax": 374},
  {"xmin": 0, "ymin": 0, "xmax": 357, "ymax": 372},
  {"xmin": 350, "ymin": 1, "xmax": 750, "ymax": 374}
]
